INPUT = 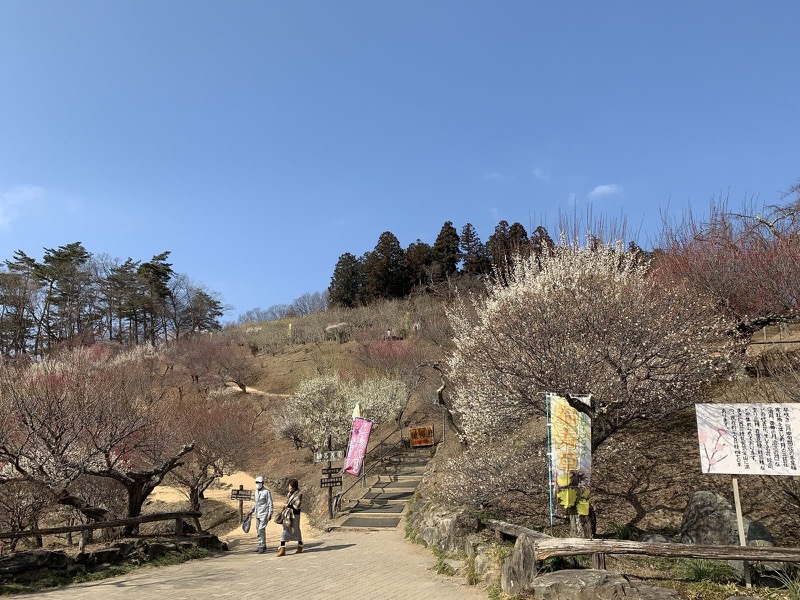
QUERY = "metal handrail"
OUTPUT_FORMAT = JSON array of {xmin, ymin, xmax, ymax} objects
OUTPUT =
[{"xmin": 332, "ymin": 425, "xmax": 404, "ymax": 514}]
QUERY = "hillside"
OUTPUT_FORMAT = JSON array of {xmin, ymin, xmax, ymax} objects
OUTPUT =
[{"xmin": 236, "ymin": 312, "xmax": 800, "ymax": 547}]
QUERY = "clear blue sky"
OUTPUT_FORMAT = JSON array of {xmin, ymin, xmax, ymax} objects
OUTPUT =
[{"xmin": 1, "ymin": 2, "xmax": 798, "ymax": 321}]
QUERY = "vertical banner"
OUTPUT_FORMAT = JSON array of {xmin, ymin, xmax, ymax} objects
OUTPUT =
[
  {"xmin": 344, "ymin": 417, "xmax": 373, "ymax": 476},
  {"xmin": 547, "ymin": 393, "xmax": 592, "ymax": 517}
]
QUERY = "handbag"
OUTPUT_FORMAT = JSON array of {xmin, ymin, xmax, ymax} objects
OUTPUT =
[{"xmin": 273, "ymin": 510, "xmax": 284, "ymax": 525}]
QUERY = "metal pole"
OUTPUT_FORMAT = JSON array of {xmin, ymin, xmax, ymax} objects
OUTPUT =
[
  {"xmin": 546, "ymin": 393, "xmax": 554, "ymax": 535},
  {"xmin": 327, "ymin": 434, "xmax": 334, "ymax": 519}
]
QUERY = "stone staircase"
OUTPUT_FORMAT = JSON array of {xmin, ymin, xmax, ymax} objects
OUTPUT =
[{"xmin": 337, "ymin": 448, "xmax": 431, "ymax": 529}]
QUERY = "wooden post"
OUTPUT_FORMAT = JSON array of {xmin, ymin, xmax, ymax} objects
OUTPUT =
[
  {"xmin": 237, "ymin": 484, "xmax": 245, "ymax": 522},
  {"xmin": 732, "ymin": 476, "xmax": 752, "ymax": 588}
]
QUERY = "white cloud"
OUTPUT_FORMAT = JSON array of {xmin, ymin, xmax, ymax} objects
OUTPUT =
[
  {"xmin": 484, "ymin": 171, "xmax": 514, "ymax": 183},
  {"xmin": 0, "ymin": 185, "xmax": 46, "ymax": 227},
  {"xmin": 567, "ymin": 192, "xmax": 577, "ymax": 205},
  {"xmin": 588, "ymin": 184, "xmax": 624, "ymax": 199},
  {"xmin": 533, "ymin": 167, "xmax": 550, "ymax": 181}
]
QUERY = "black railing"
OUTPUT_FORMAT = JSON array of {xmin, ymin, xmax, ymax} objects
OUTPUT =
[{"xmin": 332, "ymin": 425, "xmax": 405, "ymax": 514}]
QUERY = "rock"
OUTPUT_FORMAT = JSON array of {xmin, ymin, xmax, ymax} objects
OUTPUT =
[
  {"xmin": 146, "ymin": 542, "xmax": 178, "ymax": 557},
  {"xmin": 0, "ymin": 549, "xmax": 69, "ymax": 576},
  {"xmin": 442, "ymin": 559, "xmax": 464, "ymax": 574},
  {"xmin": 501, "ymin": 533, "xmax": 538, "ymax": 596},
  {"xmin": 524, "ymin": 569, "xmax": 681, "ymax": 599},
  {"xmin": 680, "ymin": 491, "xmax": 774, "ymax": 546}
]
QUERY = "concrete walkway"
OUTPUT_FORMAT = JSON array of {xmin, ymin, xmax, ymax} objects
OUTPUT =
[{"xmin": 12, "ymin": 526, "xmax": 487, "ymax": 600}]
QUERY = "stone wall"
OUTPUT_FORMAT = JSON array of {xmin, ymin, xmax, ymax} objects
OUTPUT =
[{"xmin": 0, "ymin": 534, "xmax": 225, "ymax": 585}]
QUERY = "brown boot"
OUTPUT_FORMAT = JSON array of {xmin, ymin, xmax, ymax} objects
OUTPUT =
[
  {"xmin": 295, "ymin": 546, "xmax": 303, "ymax": 554},
  {"xmin": 277, "ymin": 547, "xmax": 285, "ymax": 557}
]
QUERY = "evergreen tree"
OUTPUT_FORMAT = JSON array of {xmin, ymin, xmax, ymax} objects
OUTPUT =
[
  {"xmin": 328, "ymin": 252, "xmax": 366, "ymax": 308},
  {"xmin": 430, "ymin": 221, "xmax": 461, "ymax": 282},
  {"xmin": 530, "ymin": 225, "xmax": 555, "ymax": 257},
  {"xmin": 137, "ymin": 252, "xmax": 174, "ymax": 345},
  {"xmin": 459, "ymin": 223, "xmax": 491, "ymax": 276},
  {"xmin": 404, "ymin": 240, "xmax": 433, "ymax": 288},
  {"xmin": 364, "ymin": 231, "xmax": 408, "ymax": 300}
]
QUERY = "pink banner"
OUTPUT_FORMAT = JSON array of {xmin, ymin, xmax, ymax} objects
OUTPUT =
[{"xmin": 344, "ymin": 417, "xmax": 373, "ymax": 476}]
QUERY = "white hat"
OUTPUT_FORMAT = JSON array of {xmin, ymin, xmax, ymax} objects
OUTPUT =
[{"xmin": 255, "ymin": 476, "xmax": 264, "ymax": 483}]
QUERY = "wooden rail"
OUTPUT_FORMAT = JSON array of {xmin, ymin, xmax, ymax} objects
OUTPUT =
[
  {"xmin": 0, "ymin": 511, "xmax": 203, "ymax": 550},
  {"xmin": 484, "ymin": 519, "xmax": 800, "ymax": 566}
]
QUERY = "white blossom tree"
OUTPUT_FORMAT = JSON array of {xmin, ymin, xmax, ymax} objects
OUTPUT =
[
  {"xmin": 280, "ymin": 374, "xmax": 407, "ymax": 451},
  {"xmin": 446, "ymin": 242, "xmax": 733, "ymax": 455}
]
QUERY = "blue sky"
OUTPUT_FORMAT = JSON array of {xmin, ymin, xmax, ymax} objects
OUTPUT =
[{"xmin": 1, "ymin": 2, "xmax": 798, "ymax": 321}]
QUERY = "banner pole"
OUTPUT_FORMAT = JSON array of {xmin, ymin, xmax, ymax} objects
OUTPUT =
[
  {"xmin": 732, "ymin": 475, "xmax": 751, "ymax": 588},
  {"xmin": 545, "ymin": 393, "xmax": 554, "ymax": 535}
]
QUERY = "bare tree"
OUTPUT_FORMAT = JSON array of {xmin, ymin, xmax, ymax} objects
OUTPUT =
[{"xmin": 658, "ymin": 187, "xmax": 800, "ymax": 342}]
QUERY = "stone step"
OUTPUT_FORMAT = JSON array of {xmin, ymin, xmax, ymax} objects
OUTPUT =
[
  {"xmin": 362, "ymin": 490, "xmax": 415, "ymax": 503},
  {"xmin": 339, "ymin": 516, "xmax": 401, "ymax": 528},
  {"xmin": 350, "ymin": 502, "xmax": 406, "ymax": 515},
  {"xmin": 376, "ymin": 473, "xmax": 423, "ymax": 482},
  {"xmin": 372, "ymin": 480, "xmax": 420, "ymax": 489}
]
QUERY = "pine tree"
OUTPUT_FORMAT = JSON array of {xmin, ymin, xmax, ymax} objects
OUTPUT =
[
  {"xmin": 364, "ymin": 231, "xmax": 408, "ymax": 300},
  {"xmin": 329, "ymin": 252, "xmax": 366, "ymax": 308},
  {"xmin": 430, "ymin": 221, "xmax": 461, "ymax": 282},
  {"xmin": 459, "ymin": 223, "xmax": 491, "ymax": 276},
  {"xmin": 404, "ymin": 240, "xmax": 432, "ymax": 288}
]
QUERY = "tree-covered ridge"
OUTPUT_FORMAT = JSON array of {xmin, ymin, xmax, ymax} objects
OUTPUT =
[
  {"xmin": 0, "ymin": 242, "xmax": 224, "ymax": 357},
  {"xmin": 328, "ymin": 219, "xmax": 608, "ymax": 308}
]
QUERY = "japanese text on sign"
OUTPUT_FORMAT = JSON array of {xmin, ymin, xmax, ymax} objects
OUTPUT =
[{"xmin": 695, "ymin": 403, "xmax": 800, "ymax": 475}]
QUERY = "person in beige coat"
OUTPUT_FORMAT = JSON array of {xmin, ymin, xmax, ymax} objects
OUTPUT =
[{"xmin": 277, "ymin": 479, "xmax": 303, "ymax": 556}]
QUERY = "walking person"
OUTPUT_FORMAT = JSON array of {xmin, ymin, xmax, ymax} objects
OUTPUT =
[
  {"xmin": 277, "ymin": 479, "xmax": 303, "ymax": 556},
  {"xmin": 247, "ymin": 475, "xmax": 273, "ymax": 554}
]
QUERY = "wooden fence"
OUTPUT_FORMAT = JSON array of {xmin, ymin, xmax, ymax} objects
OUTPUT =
[
  {"xmin": 0, "ymin": 511, "xmax": 203, "ymax": 555},
  {"xmin": 485, "ymin": 519, "xmax": 800, "ymax": 570}
]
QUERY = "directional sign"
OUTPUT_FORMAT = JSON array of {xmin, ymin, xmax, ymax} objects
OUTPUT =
[
  {"xmin": 230, "ymin": 489, "xmax": 253, "ymax": 500},
  {"xmin": 321, "ymin": 467, "xmax": 341, "ymax": 475},
  {"xmin": 314, "ymin": 450, "xmax": 345, "ymax": 463},
  {"xmin": 320, "ymin": 476, "xmax": 343, "ymax": 488}
]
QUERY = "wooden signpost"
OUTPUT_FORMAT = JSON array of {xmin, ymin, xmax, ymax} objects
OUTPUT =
[
  {"xmin": 230, "ymin": 485, "xmax": 253, "ymax": 522},
  {"xmin": 318, "ymin": 435, "xmax": 344, "ymax": 518}
]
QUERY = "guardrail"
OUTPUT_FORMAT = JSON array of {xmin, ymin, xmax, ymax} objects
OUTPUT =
[
  {"xmin": 0, "ymin": 511, "xmax": 203, "ymax": 555},
  {"xmin": 332, "ymin": 426, "xmax": 404, "ymax": 514}
]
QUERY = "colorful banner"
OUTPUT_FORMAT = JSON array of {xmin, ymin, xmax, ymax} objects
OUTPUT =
[
  {"xmin": 547, "ymin": 393, "xmax": 592, "ymax": 517},
  {"xmin": 695, "ymin": 403, "xmax": 800, "ymax": 475},
  {"xmin": 344, "ymin": 417, "xmax": 373, "ymax": 476}
]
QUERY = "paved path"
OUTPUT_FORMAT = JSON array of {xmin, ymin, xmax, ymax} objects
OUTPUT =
[{"xmin": 12, "ymin": 526, "xmax": 487, "ymax": 600}]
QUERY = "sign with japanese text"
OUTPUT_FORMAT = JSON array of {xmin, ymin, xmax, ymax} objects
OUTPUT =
[
  {"xmin": 344, "ymin": 417, "xmax": 373, "ymax": 476},
  {"xmin": 547, "ymin": 393, "xmax": 592, "ymax": 516},
  {"xmin": 409, "ymin": 425, "xmax": 434, "ymax": 447},
  {"xmin": 695, "ymin": 403, "xmax": 800, "ymax": 475},
  {"xmin": 313, "ymin": 450, "xmax": 345, "ymax": 463}
]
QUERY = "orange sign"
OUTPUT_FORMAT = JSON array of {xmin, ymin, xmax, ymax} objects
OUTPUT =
[{"xmin": 409, "ymin": 425, "xmax": 434, "ymax": 447}]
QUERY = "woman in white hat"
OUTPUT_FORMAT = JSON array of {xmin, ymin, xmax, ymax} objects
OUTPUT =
[{"xmin": 247, "ymin": 475, "xmax": 273, "ymax": 553}]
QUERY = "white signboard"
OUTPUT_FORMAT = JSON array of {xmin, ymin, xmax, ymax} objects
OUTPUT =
[{"xmin": 695, "ymin": 403, "xmax": 800, "ymax": 475}]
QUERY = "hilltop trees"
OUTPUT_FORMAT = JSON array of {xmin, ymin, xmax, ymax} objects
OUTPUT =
[
  {"xmin": 329, "ymin": 252, "xmax": 367, "ymax": 308},
  {"xmin": 0, "ymin": 244, "xmax": 224, "ymax": 357}
]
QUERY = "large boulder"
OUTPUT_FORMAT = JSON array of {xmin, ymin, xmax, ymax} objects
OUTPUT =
[
  {"xmin": 522, "ymin": 569, "xmax": 680, "ymax": 599},
  {"xmin": 680, "ymin": 491, "xmax": 774, "ymax": 546}
]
